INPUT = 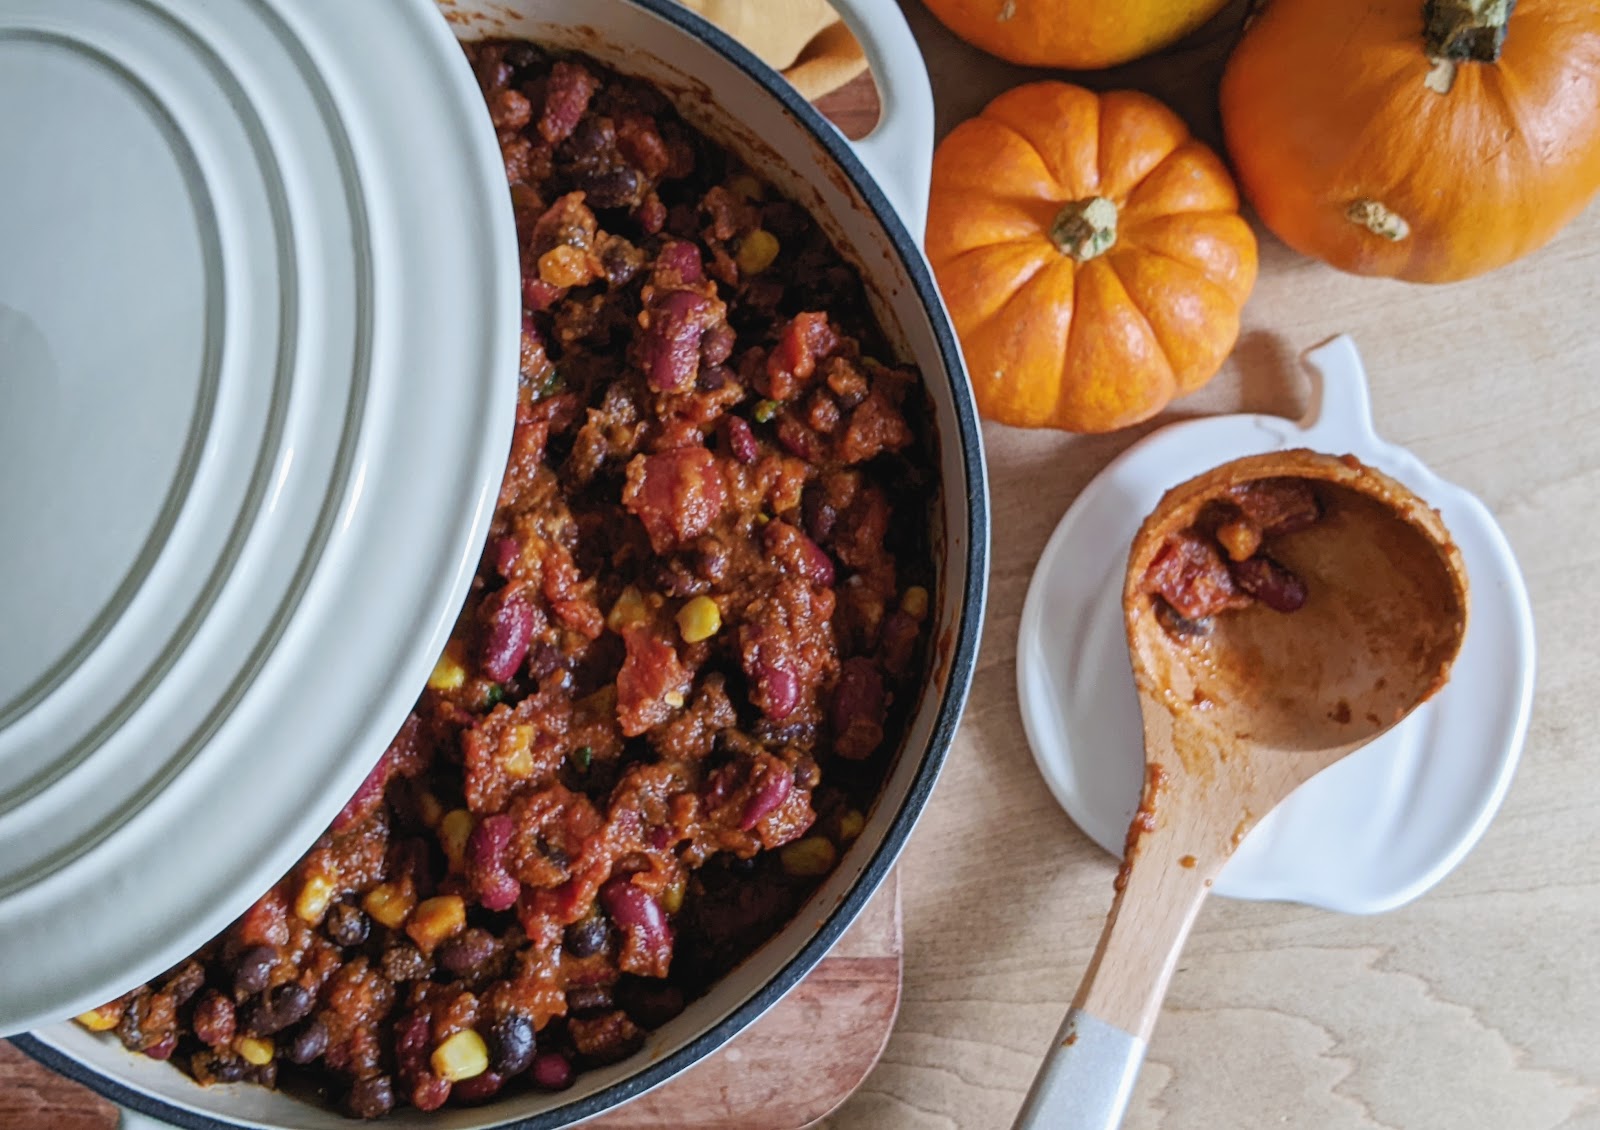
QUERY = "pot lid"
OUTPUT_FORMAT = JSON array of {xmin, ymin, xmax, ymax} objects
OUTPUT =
[{"xmin": 0, "ymin": 0, "xmax": 517, "ymax": 1032}]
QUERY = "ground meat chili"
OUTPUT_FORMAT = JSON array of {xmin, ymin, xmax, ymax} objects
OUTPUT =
[
  {"xmin": 74, "ymin": 44, "xmax": 936, "ymax": 1119},
  {"xmin": 1140, "ymin": 477, "xmax": 1324, "ymax": 635}
]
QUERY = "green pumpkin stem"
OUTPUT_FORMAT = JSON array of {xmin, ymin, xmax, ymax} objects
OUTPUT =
[
  {"xmin": 1423, "ymin": 0, "xmax": 1515, "ymax": 64},
  {"xmin": 1051, "ymin": 197, "xmax": 1118, "ymax": 262}
]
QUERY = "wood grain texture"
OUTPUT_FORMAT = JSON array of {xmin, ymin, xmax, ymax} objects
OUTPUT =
[
  {"xmin": 0, "ymin": 875, "xmax": 899, "ymax": 1130},
  {"xmin": 820, "ymin": 3, "xmax": 1600, "ymax": 1128}
]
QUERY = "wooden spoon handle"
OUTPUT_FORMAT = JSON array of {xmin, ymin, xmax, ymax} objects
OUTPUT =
[{"xmin": 1013, "ymin": 814, "xmax": 1217, "ymax": 1129}]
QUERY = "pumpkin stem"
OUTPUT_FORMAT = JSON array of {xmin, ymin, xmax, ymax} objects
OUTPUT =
[
  {"xmin": 1423, "ymin": 0, "xmax": 1515, "ymax": 64},
  {"xmin": 1050, "ymin": 197, "xmax": 1119, "ymax": 262}
]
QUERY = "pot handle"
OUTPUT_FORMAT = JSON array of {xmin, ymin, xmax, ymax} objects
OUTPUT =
[
  {"xmin": 118, "ymin": 1107, "xmax": 171, "ymax": 1129},
  {"xmin": 823, "ymin": 0, "xmax": 935, "ymax": 235}
]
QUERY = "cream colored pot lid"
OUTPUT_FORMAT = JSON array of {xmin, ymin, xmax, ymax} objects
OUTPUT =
[{"xmin": 0, "ymin": 0, "xmax": 517, "ymax": 1032}]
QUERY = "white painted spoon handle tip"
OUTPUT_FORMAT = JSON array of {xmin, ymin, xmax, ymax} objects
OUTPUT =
[{"xmin": 1011, "ymin": 1008, "xmax": 1145, "ymax": 1130}]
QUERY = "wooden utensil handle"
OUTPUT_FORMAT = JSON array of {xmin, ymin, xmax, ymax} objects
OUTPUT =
[{"xmin": 1073, "ymin": 834, "xmax": 1215, "ymax": 1040}]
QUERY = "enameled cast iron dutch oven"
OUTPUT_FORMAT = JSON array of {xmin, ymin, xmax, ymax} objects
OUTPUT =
[{"xmin": 5, "ymin": 0, "xmax": 989, "ymax": 1126}]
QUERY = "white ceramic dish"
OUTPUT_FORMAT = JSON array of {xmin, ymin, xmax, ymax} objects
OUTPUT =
[
  {"xmin": 1017, "ymin": 335, "xmax": 1534, "ymax": 913},
  {"xmin": 15, "ymin": 0, "xmax": 990, "ymax": 1127}
]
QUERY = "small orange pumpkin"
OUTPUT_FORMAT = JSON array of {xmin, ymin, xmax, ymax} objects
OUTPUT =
[
  {"xmin": 927, "ymin": 83, "xmax": 1258, "ymax": 434},
  {"xmin": 1221, "ymin": 0, "xmax": 1600, "ymax": 282},
  {"xmin": 921, "ymin": 0, "xmax": 1232, "ymax": 70}
]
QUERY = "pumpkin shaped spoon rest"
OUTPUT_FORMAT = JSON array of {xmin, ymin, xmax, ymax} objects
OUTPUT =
[{"xmin": 1013, "ymin": 450, "xmax": 1469, "ymax": 1130}]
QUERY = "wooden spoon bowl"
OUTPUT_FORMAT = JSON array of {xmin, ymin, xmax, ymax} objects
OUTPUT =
[{"xmin": 1014, "ymin": 449, "xmax": 1468, "ymax": 1130}]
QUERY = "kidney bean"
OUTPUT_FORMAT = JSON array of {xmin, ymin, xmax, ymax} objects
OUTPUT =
[
  {"xmin": 802, "ymin": 487, "xmax": 837, "ymax": 542},
  {"xmin": 192, "ymin": 991, "xmax": 236, "ymax": 1048},
  {"xmin": 451, "ymin": 1070, "xmax": 506, "ymax": 1104},
  {"xmin": 832, "ymin": 658, "xmax": 886, "ymax": 760},
  {"xmin": 524, "ymin": 276, "xmax": 563, "ymax": 312},
  {"xmin": 531, "ymin": 1051, "xmax": 575, "ymax": 1091},
  {"xmin": 325, "ymin": 902, "xmax": 369, "ymax": 947},
  {"xmin": 599, "ymin": 879, "xmax": 669, "ymax": 949},
  {"xmin": 243, "ymin": 982, "xmax": 314, "ymax": 1036},
  {"xmin": 288, "ymin": 1018, "xmax": 330, "ymax": 1065},
  {"xmin": 231, "ymin": 946, "xmax": 276, "ymax": 997},
  {"xmin": 468, "ymin": 813, "xmax": 521, "ymax": 911},
  {"xmin": 437, "ymin": 927, "xmax": 498, "ymax": 978},
  {"xmin": 143, "ymin": 1033, "xmax": 177, "ymax": 1061},
  {"xmin": 1230, "ymin": 555, "xmax": 1308, "ymax": 613},
  {"xmin": 492, "ymin": 536, "xmax": 521, "ymax": 580},
  {"xmin": 796, "ymin": 534, "xmax": 835, "ymax": 588},
  {"xmin": 567, "ymin": 985, "xmax": 614, "ymax": 1015},
  {"xmin": 538, "ymin": 60, "xmax": 598, "ymax": 145},
  {"xmin": 739, "ymin": 764, "xmax": 793, "ymax": 830},
  {"xmin": 757, "ymin": 662, "xmax": 800, "ymax": 721},
  {"xmin": 635, "ymin": 196, "xmax": 667, "ymax": 234},
  {"xmin": 344, "ymin": 1075, "xmax": 396, "ymax": 1119},
  {"xmin": 412, "ymin": 1074, "xmax": 451, "ymax": 1113},
  {"xmin": 724, "ymin": 416, "xmax": 758, "ymax": 464},
  {"xmin": 641, "ymin": 290, "xmax": 713, "ymax": 392},
  {"xmin": 481, "ymin": 588, "xmax": 536, "ymax": 682},
  {"xmin": 775, "ymin": 416, "xmax": 818, "ymax": 461},
  {"xmin": 564, "ymin": 915, "xmax": 610, "ymax": 958},
  {"xmin": 487, "ymin": 1013, "xmax": 538, "ymax": 1077},
  {"xmin": 656, "ymin": 240, "xmax": 702, "ymax": 283}
]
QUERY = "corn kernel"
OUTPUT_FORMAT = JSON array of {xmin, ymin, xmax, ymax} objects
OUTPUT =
[
  {"xmin": 417, "ymin": 791, "xmax": 446, "ymax": 829},
  {"xmin": 236, "ymin": 1037, "xmax": 274, "ymax": 1066},
  {"xmin": 294, "ymin": 871, "xmax": 338, "ymax": 923},
  {"xmin": 502, "ymin": 724, "xmax": 536, "ymax": 779},
  {"xmin": 538, "ymin": 244, "xmax": 590, "ymax": 289},
  {"xmin": 607, "ymin": 586, "xmax": 648, "ymax": 633},
  {"xmin": 737, "ymin": 229, "xmax": 780, "ymax": 275},
  {"xmin": 661, "ymin": 878, "xmax": 686, "ymax": 915},
  {"xmin": 838, "ymin": 809, "xmax": 866, "ymax": 843},
  {"xmin": 430, "ymin": 1028, "xmax": 490, "ymax": 1083},
  {"xmin": 900, "ymin": 586, "xmax": 930, "ymax": 621},
  {"xmin": 75, "ymin": 1007, "xmax": 120, "ymax": 1032},
  {"xmin": 676, "ymin": 596, "xmax": 722, "ymax": 644},
  {"xmin": 728, "ymin": 173, "xmax": 763, "ymax": 202},
  {"xmin": 428, "ymin": 646, "xmax": 467, "ymax": 691},
  {"xmin": 363, "ymin": 881, "xmax": 416, "ymax": 929},
  {"xmin": 407, "ymin": 895, "xmax": 467, "ymax": 952},
  {"xmin": 779, "ymin": 836, "xmax": 837, "ymax": 878},
  {"xmin": 664, "ymin": 690, "xmax": 685, "ymax": 708},
  {"xmin": 438, "ymin": 809, "xmax": 475, "ymax": 874}
]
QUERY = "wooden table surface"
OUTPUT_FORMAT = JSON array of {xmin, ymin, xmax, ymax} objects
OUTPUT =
[
  {"xmin": 11, "ymin": 4, "xmax": 1600, "ymax": 1129},
  {"xmin": 820, "ymin": 3, "xmax": 1600, "ymax": 1128}
]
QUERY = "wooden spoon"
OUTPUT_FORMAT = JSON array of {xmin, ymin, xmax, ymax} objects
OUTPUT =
[{"xmin": 1013, "ymin": 449, "xmax": 1469, "ymax": 1130}]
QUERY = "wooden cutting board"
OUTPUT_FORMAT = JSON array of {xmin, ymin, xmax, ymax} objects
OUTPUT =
[{"xmin": 0, "ymin": 868, "xmax": 900, "ymax": 1130}]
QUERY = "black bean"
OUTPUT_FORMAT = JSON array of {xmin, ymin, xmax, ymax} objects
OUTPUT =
[
  {"xmin": 232, "ymin": 946, "xmax": 276, "ymax": 997},
  {"xmin": 344, "ymin": 1075, "xmax": 396, "ymax": 1120},
  {"xmin": 620, "ymin": 980, "xmax": 686, "ymax": 1028},
  {"xmin": 288, "ymin": 1018, "xmax": 330, "ymax": 1065},
  {"xmin": 802, "ymin": 487, "xmax": 837, "ymax": 543},
  {"xmin": 243, "ymin": 982, "xmax": 313, "ymax": 1036},
  {"xmin": 486, "ymin": 1013, "xmax": 537, "ymax": 1077},
  {"xmin": 437, "ymin": 928, "xmax": 498, "ymax": 978},
  {"xmin": 579, "ymin": 166, "xmax": 642, "ymax": 210},
  {"xmin": 246, "ymin": 1060, "xmax": 278, "ymax": 1088},
  {"xmin": 161, "ymin": 960, "xmax": 205, "ymax": 1006},
  {"xmin": 381, "ymin": 942, "xmax": 428, "ymax": 983},
  {"xmin": 564, "ymin": 916, "xmax": 609, "ymax": 958},
  {"xmin": 566, "ymin": 985, "xmax": 613, "ymax": 1015},
  {"xmin": 324, "ymin": 902, "xmax": 370, "ymax": 948}
]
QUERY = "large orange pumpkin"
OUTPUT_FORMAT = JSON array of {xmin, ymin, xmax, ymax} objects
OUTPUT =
[
  {"xmin": 1221, "ymin": 0, "xmax": 1600, "ymax": 282},
  {"xmin": 927, "ymin": 83, "xmax": 1258, "ymax": 434},
  {"xmin": 921, "ymin": 0, "xmax": 1232, "ymax": 70}
]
